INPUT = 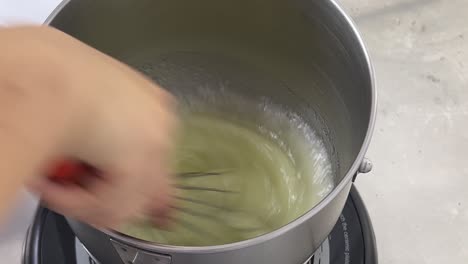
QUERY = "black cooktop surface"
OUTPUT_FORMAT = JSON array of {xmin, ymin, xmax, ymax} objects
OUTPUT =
[{"xmin": 23, "ymin": 185, "xmax": 377, "ymax": 264}]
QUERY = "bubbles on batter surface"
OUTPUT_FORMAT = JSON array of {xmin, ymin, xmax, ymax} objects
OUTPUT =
[{"xmin": 120, "ymin": 86, "xmax": 334, "ymax": 246}]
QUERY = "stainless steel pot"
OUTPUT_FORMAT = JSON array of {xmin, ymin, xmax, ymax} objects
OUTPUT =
[{"xmin": 46, "ymin": 0, "xmax": 376, "ymax": 263}]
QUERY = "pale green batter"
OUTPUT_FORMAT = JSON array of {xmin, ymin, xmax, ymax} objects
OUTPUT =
[{"xmin": 121, "ymin": 105, "xmax": 334, "ymax": 246}]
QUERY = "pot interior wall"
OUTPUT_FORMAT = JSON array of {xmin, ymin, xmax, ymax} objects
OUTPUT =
[{"xmin": 50, "ymin": 0, "xmax": 372, "ymax": 183}]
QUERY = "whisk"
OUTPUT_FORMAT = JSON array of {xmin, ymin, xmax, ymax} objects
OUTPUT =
[{"xmin": 47, "ymin": 160, "xmax": 264, "ymax": 239}]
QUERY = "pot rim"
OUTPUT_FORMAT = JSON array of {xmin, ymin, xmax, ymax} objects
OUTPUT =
[{"xmin": 45, "ymin": 0, "xmax": 376, "ymax": 254}]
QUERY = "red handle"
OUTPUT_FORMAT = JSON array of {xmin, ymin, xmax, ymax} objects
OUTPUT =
[{"xmin": 47, "ymin": 159, "xmax": 96, "ymax": 184}]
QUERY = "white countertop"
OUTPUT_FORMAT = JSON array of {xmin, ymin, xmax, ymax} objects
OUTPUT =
[
  {"xmin": 0, "ymin": 0, "xmax": 61, "ymax": 25},
  {"xmin": 1, "ymin": 1, "xmax": 468, "ymax": 264}
]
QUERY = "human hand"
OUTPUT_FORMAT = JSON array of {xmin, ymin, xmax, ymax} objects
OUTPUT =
[{"xmin": 16, "ymin": 26, "xmax": 177, "ymax": 228}]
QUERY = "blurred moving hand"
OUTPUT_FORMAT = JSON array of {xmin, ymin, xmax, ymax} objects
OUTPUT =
[{"xmin": 0, "ymin": 26, "xmax": 176, "ymax": 228}]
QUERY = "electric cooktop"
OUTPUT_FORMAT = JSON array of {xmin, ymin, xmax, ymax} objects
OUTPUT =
[{"xmin": 23, "ymin": 186, "xmax": 377, "ymax": 264}]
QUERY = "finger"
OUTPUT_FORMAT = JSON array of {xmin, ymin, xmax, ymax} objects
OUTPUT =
[
  {"xmin": 103, "ymin": 149, "xmax": 173, "ymax": 225},
  {"xmin": 147, "ymin": 192, "xmax": 175, "ymax": 229},
  {"xmin": 139, "ymin": 151, "xmax": 175, "ymax": 226},
  {"xmin": 29, "ymin": 177, "xmax": 127, "ymax": 228},
  {"xmin": 149, "ymin": 214, "xmax": 174, "ymax": 229},
  {"xmin": 27, "ymin": 178, "xmax": 96, "ymax": 218},
  {"xmin": 89, "ymin": 168, "xmax": 145, "ymax": 226},
  {"xmin": 146, "ymin": 179, "xmax": 174, "ymax": 227}
]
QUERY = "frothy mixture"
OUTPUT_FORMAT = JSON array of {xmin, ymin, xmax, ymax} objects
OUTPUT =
[{"xmin": 121, "ymin": 95, "xmax": 334, "ymax": 246}]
